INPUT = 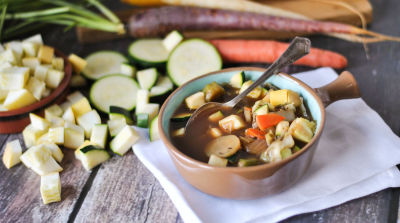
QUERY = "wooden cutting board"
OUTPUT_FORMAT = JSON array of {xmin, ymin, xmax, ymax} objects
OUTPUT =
[{"xmin": 76, "ymin": 0, "xmax": 372, "ymax": 43}]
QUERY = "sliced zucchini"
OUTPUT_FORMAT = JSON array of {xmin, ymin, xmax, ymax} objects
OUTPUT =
[
  {"xmin": 64, "ymin": 123, "xmax": 85, "ymax": 149},
  {"xmin": 205, "ymin": 135, "xmax": 241, "ymax": 158},
  {"xmin": 137, "ymin": 68, "xmax": 158, "ymax": 90},
  {"xmin": 107, "ymin": 118, "xmax": 127, "ymax": 137},
  {"xmin": 75, "ymin": 145, "xmax": 110, "ymax": 170},
  {"xmin": 76, "ymin": 109, "xmax": 101, "ymax": 138},
  {"xmin": 110, "ymin": 126, "xmax": 140, "ymax": 156},
  {"xmin": 90, "ymin": 124, "xmax": 108, "ymax": 148},
  {"xmin": 230, "ymin": 71, "xmax": 245, "ymax": 89},
  {"xmin": 136, "ymin": 113, "xmax": 149, "ymax": 128},
  {"xmin": 120, "ymin": 63, "xmax": 136, "ymax": 77},
  {"xmin": 109, "ymin": 106, "xmax": 134, "ymax": 124},
  {"xmin": 82, "ymin": 51, "xmax": 128, "ymax": 80},
  {"xmin": 162, "ymin": 30, "xmax": 184, "ymax": 52},
  {"xmin": 254, "ymin": 105, "xmax": 269, "ymax": 116},
  {"xmin": 150, "ymin": 76, "xmax": 173, "ymax": 97},
  {"xmin": 149, "ymin": 115, "xmax": 160, "ymax": 141},
  {"xmin": 90, "ymin": 75, "xmax": 139, "ymax": 113},
  {"xmin": 167, "ymin": 39, "xmax": 222, "ymax": 86},
  {"xmin": 128, "ymin": 39, "xmax": 169, "ymax": 67},
  {"xmin": 171, "ymin": 113, "xmax": 192, "ymax": 122},
  {"xmin": 135, "ymin": 103, "xmax": 159, "ymax": 122}
]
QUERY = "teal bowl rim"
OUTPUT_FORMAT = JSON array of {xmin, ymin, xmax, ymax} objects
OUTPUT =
[{"xmin": 159, "ymin": 67, "xmax": 326, "ymax": 172}]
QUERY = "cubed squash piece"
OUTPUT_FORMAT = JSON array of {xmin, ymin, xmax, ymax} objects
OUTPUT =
[
  {"xmin": 45, "ymin": 104, "xmax": 63, "ymax": 117},
  {"xmin": 208, "ymin": 154, "xmax": 228, "ymax": 167},
  {"xmin": 2, "ymin": 140, "xmax": 22, "ymax": 169},
  {"xmin": 20, "ymin": 145, "xmax": 63, "ymax": 175},
  {"xmin": 46, "ymin": 114, "xmax": 65, "ymax": 127},
  {"xmin": 67, "ymin": 91, "xmax": 85, "ymax": 103},
  {"xmin": 90, "ymin": 124, "xmax": 108, "ymax": 148},
  {"xmin": 22, "ymin": 41, "xmax": 39, "ymax": 57},
  {"xmin": 51, "ymin": 57, "xmax": 64, "ymax": 71},
  {"xmin": 34, "ymin": 65, "xmax": 48, "ymax": 81},
  {"xmin": 29, "ymin": 113, "xmax": 50, "ymax": 131},
  {"xmin": 107, "ymin": 118, "xmax": 127, "ymax": 137},
  {"xmin": 38, "ymin": 45, "xmax": 54, "ymax": 64},
  {"xmin": 0, "ymin": 49, "xmax": 17, "ymax": 65},
  {"xmin": 47, "ymin": 127, "xmax": 64, "ymax": 145},
  {"xmin": 110, "ymin": 126, "xmax": 140, "ymax": 156},
  {"xmin": 3, "ymin": 89, "xmax": 37, "ymax": 110},
  {"xmin": 185, "ymin": 92, "xmax": 205, "ymax": 110},
  {"xmin": 0, "ymin": 88, "xmax": 8, "ymax": 101},
  {"xmin": 26, "ymin": 77, "xmax": 46, "ymax": 100},
  {"xmin": 71, "ymin": 97, "xmax": 91, "ymax": 118},
  {"xmin": 289, "ymin": 118, "xmax": 316, "ymax": 143},
  {"xmin": 68, "ymin": 54, "xmax": 87, "ymax": 74},
  {"xmin": 203, "ymin": 82, "xmax": 224, "ymax": 102},
  {"xmin": 270, "ymin": 89, "xmax": 301, "ymax": 107},
  {"xmin": 218, "ymin": 115, "xmax": 246, "ymax": 133},
  {"xmin": 0, "ymin": 67, "xmax": 30, "ymax": 90},
  {"xmin": 275, "ymin": 121, "xmax": 290, "ymax": 137},
  {"xmin": 208, "ymin": 128, "xmax": 223, "ymax": 138},
  {"xmin": 135, "ymin": 103, "xmax": 159, "ymax": 122},
  {"xmin": 22, "ymin": 124, "xmax": 47, "ymax": 147},
  {"xmin": 75, "ymin": 143, "xmax": 110, "ymax": 171},
  {"xmin": 64, "ymin": 123, "xmax": 84, "ymax": 149},
  {"xmin": 208, "ymin": 111, "xmax": 224, "ymax": 123},
  {"xmin": 24, "ymin": 34, "xmax": 44, "ymax": 45},
  {"xmin": 42, "ymin": 143, "xmax": 63, "ymax": 163},
  {"xmin": 62, "ymin": 107, "xmax": 75, "ymax": 124},
  {"xmin": 22, "ymin": 57, "xmax": 40, "ymax": 73},
  {"xmin": 77, "ymin": 109, "xmax": 101, "ymax": 138},
  {"xmin": 40, "ymin": 172, "xmax": 61, "ymax": 204},
  {"xmin": 70, "ymin": 74, "xmax": 87, "ymax": 87},
  {"xmin": 46, "ymin": 69, "xmax": 64, "ymax": 88},
  {"xmin": 239, "ymin": 80, "xmax": 262, "ymax": 99}
]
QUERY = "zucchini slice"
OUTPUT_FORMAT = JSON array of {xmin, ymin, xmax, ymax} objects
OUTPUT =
[
  {"xmin": 167, "ymin": 39, "xmax": 222, "ymax": 86},
  {"xmin": 137, "ymin": 68, "xmax": 158, "ymax": 90},
  {"xmin": 128, "ymin": 39, "xmax": 169, "ymax": 67},
  {"xmin": 171, "ymin": 113, "xmax": 192, "ymax": 122},
  {"xmin": 149, "ymin": 115, "xmax": 160, "ymax": 141},
  {"xmin": 109, "ymin": 106, "xmax": 134, "ymax": 125},
  {"xmin": 82, "ymin": 51, "xmax": 128, "ymax": 80},
  {"xmin": 136, "ymin": 113, "xmax": 149, "ymax": 128},
  {"xmin": 90, "ymin": 75, "xmax": 139, "ymax": 113},
  {"xmin": 150, "ymin": 76, "xmax": 173, "ymax": 97},
  {"xmin": 120, "ymin": 63, "xmax": 136, "ymax": 77},
  {"xmin": 230, "ymin": 71, "xmax": 245, "ymax": 89},
  {"xmin": 75, "ymin": 145, "xmax": 110, "ymax": 171}
]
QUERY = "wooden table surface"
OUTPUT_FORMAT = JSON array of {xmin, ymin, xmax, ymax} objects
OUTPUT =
[{"xmin": 1, "ymin": 1, "xmax": 400, "ymax": 222}]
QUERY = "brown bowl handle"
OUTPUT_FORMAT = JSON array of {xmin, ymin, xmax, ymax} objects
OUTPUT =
[{"xmin": 314, "ymin": 71, "xmax": 361, "ymax": 107}]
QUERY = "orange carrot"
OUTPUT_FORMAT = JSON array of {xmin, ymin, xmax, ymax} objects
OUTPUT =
[
  {"xmin": 209, "ymin": 39, "xmax": 348, "ymax": 69},
  {"xmin": 245, "ymin": 128, "xmax": 265, "ymax": 140},
  {"xmin": 256, "ymin": 114, "xmax": 285, "ymax": 130}
]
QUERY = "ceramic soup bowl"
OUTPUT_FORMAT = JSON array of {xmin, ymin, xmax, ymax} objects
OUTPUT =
[{"xmin": 159, "ymin": 67, "xmax": 360, "ymax": 199}]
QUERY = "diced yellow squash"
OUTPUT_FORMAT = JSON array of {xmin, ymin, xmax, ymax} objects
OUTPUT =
[
  {"xmin": 38, "ymin": 45, "xmax": 54, "ymax": 64},
  {"xmin": 208, "ymin": 111, "xmax": 224, "ymax": 123},
  {"xmin": 275, "ymin": 121, "xmax": 290, "ymax": 137},
  {"xmin": 51, "ymin": 57, "xmax": 64, "ymax": 71},
  {"xmin": 75, "ymin": 141, "xmax": 110, "ymax": 171},
  {"xmin": 20, "ymin": 145, "xmax": 63, "ymax": 175},
  {"xmin": 71, "ymin": 97, "xmax": 91, "ymax": 118},
  {"xmin": 70, "ymin": 74, "xmax": 87, "ymax": 87},
  {"xmin": 2, "ymin": 139, "xmax": 22, "ymax": 169},
  {"xmin": 76, "ymin": 109, "xmax": 101, "ymax": 138},
  {"xmin": 42, "ymin": 88, "xmax": 51, "ymax": 98},
  {"xmin": 172, "ymin": 128, "xmax": 185, "ymax": 137},
  {"xmin": 22, "ymin": 41, "xmax": 39, "ymax": 57},
  {"xmin": 26, "ymin": 77, "xmax": 46, "ymax": 100},
  {"xmin": 208, "ymin": 154, "xmax": 228, "ymax": 167},
  {"xmin": 40, "ymin": 172, "xmax": 61, "ymax": 204},
  {"xmin": 67, "ymin": 91, "xmax": 85, "ymax": 103},
  {"xmin": 185, "ymin": 92, "xmax": 205, "ymax": 110},
  {"xmin": 45, "ymin": 104, "xmax": 63, "ymax": 117},
  {"xmin": 5, "ymin": 41, "xmax": 23, "ymax": 62},
  {"xmin": 62, "ymin": 107, "xmax": 75, "ymax": 124},
  {"xmin": 107, "ymin": 118, "xmax": 127, "ymax": 137},
  {"xmin": 22, "ymin": 124, "xmax": 47, "ymax": 148},
  {"xmin": 22, "ymin": 57, "xmax": 40, "ymax": 73},
  {"xmin": 29, "ymin": 113, "xmax": 50, "ymax": 131},
  {"xmin": 208, "ymin": 128, "xmax": 222, "ymax": 138},
  {"xmin": 4, "ymin": 89, "xmax": 37, "ymax": 110},
  {"xmin": 270, "ymin": 89, "xmax": 301, "ymax": 107},
  {"xmin": 0, "ymin": 49, "xmax": 17, "ymax": 65},
  {"xmin": 64, "ymin": 123, "xmax": 85, "ymax": 149},
  {"xmin": 218, "ymin": 115, "xmax": 246, "ymax": 133},
  {"xmin": 109, "ymin": 126, "xmax": 140, "ymax": 156},
  {"xmin": 0, "ymin": 88, "xmax": 8, "ymax": 101},
  {"xmin": 47, "ymin": 127, "xmax": 64, "ymax": 145},
  {"xmin": 34, "ymin": 65, "xmax": 48, "ymax": 81},
  {"xmin": 289, "ymin": 118, "xmax": 316, "ymax": 143},
  {"xmin": 90, "ymin": 124, "xmax": 108, "ymax": 148},
  {"xmin": 68, "ymin": 54, "xmax": 87, "ymax": 74},
  {"xmin": 239, "ymin": 80, "xmax": 262, "ymax": 99},
  {"xmin": 45, "ymin": 69, "xmax": 64, "ymax": 88},
  {"xmin": 0, "ymin": 67, "xmax": 30, "ymax": 90},
  {"xmin": 24, "ymin": 34, "xmax": 44, "ymax": 45},
  {"xmin": 46, "ymin": 114, "xmax": 65, "ymax": 127},
  {"xmin": 42, "ymin": 143, "xmax": 63, "ymax": 163}
]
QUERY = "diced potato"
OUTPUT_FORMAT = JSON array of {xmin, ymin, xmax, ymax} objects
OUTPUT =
[
  {"xmin": 110, "ymin": 126, "xmax": 140, "ymax": 156},
  {"xmin": 135, "ymin": 103, "xmax": 159, "ymax": 122},
  {"xmin": 239, "ymin": 80, "xmax": 262, "ymax": 99},
  {"xmin": 29, "ymin": 113, "xmax": 50, "ymax": 131},
  {"xmin": 218, "ymin": 115, "xmax": 246, "ymax": 133},
  {"xmin": 46, "ymin": 69, "xmax": 64, "ymax": 88},
  {"xmin": 2, "ymin": 140, "xmax": 22, "ymax": 169},
  {"xmin": 3, "ymin": 89, "xmax": 37, "ymax": 110},
  {"xmin": 62, "ymin": 107, "xmax": 75, "ymax": 124},
  {"xmin": 208, "ymin": 154, "xmax": 228, "ymax": 167},
  {"xmin": 244, "ymin": 107, "xmax": 252, "ymax": 123},
  {"xmin": 48, "ymin": 127, "xmax": 64, "ymax": 145},
  {"xmin": 22, "ymin": 41, "xmax": 39, "ymax": 57},
  {"xmin": 34, "ymin": 65, "xmax": 49, "ymax": 81},
  {"xmin": 45, "ymin": 104, "xmax": 63, "ymax": 117},
  {"xmin": 40, "ymin": 172, "xmax": 61, "ymax": 204},
  {"xmin": 20, "ymin": 145, "xmax": 63, "ymax": 175},
  {"xmin": 0, "ymin": 67, "xmax": 30, "ymax": 90},
  {"xmin": 203, "ymin": 82, "xmax": 224, "ymax": 102},
  {"xmin": 26, "ymin": 77, "xmax": 46, "ymax": 100},
  {"xmin": 77, "ymin": 110, "xmax": 101, "ymax": 138},
  {"xmin": 51, "ymin": 57, "xmax": 64, "ymax": 71},
  {"xmin": 75, "ymin": 141, "xmax": 109, "ymax": 170},
  {"xmin": 90, "ymin": 124, "xmax": 108, "ymax": 148},
  {"xmin": 270, "ymin": 89, "xmax": 301, "ymax": 107},
  {"xmin": 64, "ymin": 123, "xmax": 84, "ymax": 149},
  {"xmin": 38, "ymin": 45, "xmax": 54, "ymax": 64},
  {"xmin": 68, "ymin": 54, "xmax": 87, "ymax": 74},
  {"xmin": 71, "ymin": 97, "xmax": 91, "ymax": 118},
  {"xmin": 275, "ymin": 121, "xmax": 290, "ymax": 137},
  {"xmin": 208, "ymin": 128, "xmax": 222, "ymax": 138},
  {"xmin": 22, "ymin": 124, "xmax": 47, "ymax": 148},
  {"xmin": 185, "ymin": 92, "xmax": 205, "ymax": 110},
  {"xmin": 289, "ymin": 118, "xmax": 316, "ymax": 143},
  {"xmin": 172, "ymin": 128, "xmax": 185, "ymax": 137},
  {"xmin": 22, "ymin": 57, "xmax": 40, "ymax": 73},
  {"xmin": 42, "ymin": 143, "xmax": 63, "ymax": 163},
  {"xmin": 67, "ymin": 91, "xmax": 85, "ymax": 103}
]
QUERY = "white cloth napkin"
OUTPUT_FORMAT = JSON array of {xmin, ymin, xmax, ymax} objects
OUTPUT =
[{"xmin": 132, "ymin": 67, "xmax": 400, "ymax": 223}]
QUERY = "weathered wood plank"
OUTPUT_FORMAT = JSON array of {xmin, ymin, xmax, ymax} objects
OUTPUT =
[
  {"xmin": 73, "ymin": 151, "xmax": 179, "ymax": 223},
  {"xmin": 0, "ymin": 134, "xmax": 93, "ymax": 223}
]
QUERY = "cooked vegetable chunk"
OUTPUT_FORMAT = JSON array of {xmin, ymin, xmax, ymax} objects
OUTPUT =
[
  {"xmin": 22, "ymin": 124, "xmax": 47, "ymax": 148},
  {"xmin": 40, "ymin": 172, "xmax": 61, "ymax": 204},
  {"xmin": 110, "ymin": 126, "xmax": 140, "ymax": 156},
  {"xmin": 2, "ymin": 140, "xmax": 22, "ymax": 169},
  {"xmin": 219, "ymin": 115, "xmax": 246, "ymax": 133},
  {"xmin": 203, "ymin": 82, "xmax": 224, "ymax": 102},
  {"xmin": 90, "ymin": 124, "xmax": 108, "ymax": 148},
  {"xmin": 185, "ymin": 92, "xmax": 205, "ymax": 110},
  {"xmin": 205, "ymin": 135, "xmax": 241, "ymax": 158},
  {"xmin": 20, "ymin": 145, "xmax": 63, "ymax": 175},
  {"xmin": 71, "ymin": 97, "xmax": 91, "ymax": 118},
  {"xmin": 289, "ymin": 117, "xmax": 316, "ymax": 143},
  {"xmin": 75, "ymin": 143, "xmax": 110, "ymax": 170},
  {"xmin": 208, "ymin": 154, "xmax": 228, "ymax": 167},
  {"xmin": 64, "ymin": 123, "xmax": 84, "ymax": 149},
  {"xmin": 270, "ymin": 89, "xmax": 301, "ymax": 107}
]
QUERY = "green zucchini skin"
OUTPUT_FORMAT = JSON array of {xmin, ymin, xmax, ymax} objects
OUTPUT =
[
  {"xmin": 136, "ymin": 113, "xmax": 149, "ymax": 128},
  {"xmin": 109, "ymin": 106, "xmax": 134, "ymax": 124},
  {"xmin": 128, "ymin": 39, "xmax": 168, "ymax": 68},
  {"xmin": 171, "ymin": 113, "xmax": 192, "ymax": 122}
]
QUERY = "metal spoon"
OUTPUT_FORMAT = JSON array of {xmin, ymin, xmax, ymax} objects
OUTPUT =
[{"xmin": 185, "ymin": 37, "xmax": 311, "ymax": 131}]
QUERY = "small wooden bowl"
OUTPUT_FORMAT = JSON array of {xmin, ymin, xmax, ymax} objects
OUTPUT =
[{"xmin": 0, "ymin": 49, "xmax": 72, "ymax": 133}]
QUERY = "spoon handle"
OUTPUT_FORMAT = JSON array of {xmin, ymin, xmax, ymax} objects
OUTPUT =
[{"xmin": 224, "ymin": 37, "xmax": 311, "ymax": 108}]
